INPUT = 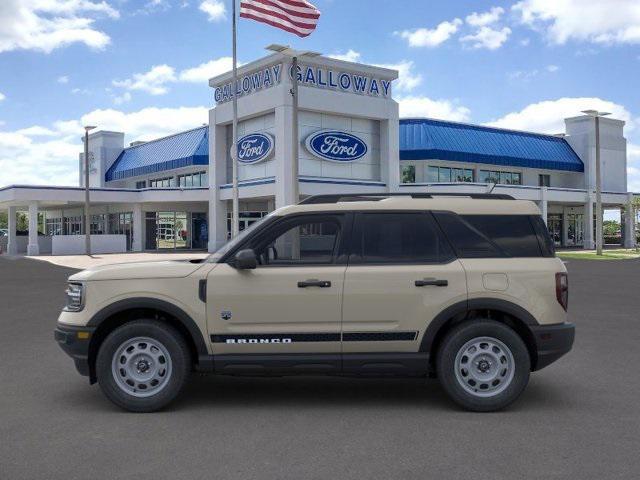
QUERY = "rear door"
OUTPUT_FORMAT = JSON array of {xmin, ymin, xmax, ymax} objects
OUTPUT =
[{"xmin": 341, "ymin": 211, "xmax": 467, "ymax": 354}]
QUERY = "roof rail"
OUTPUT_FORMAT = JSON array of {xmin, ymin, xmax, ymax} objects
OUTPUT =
[{"xmin": 298, "ymin": 192, "xmax": 515, "ymax": 205}]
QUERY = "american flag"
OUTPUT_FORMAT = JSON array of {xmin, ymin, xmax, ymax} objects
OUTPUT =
[{"xmin": 240, "ymin": 0, "xmax": 321, "ymax": 38}]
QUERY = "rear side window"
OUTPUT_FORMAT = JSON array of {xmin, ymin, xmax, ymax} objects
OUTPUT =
[
  {"xmin": 351, "ymin": 212, "xmax": 454, "ymax": 264},
  {"xmin": 462, "ymin": 215, "xmax": 542, "ymax": 257},
  {"xmin": 434, "ymin": 212, "xmax": 548, "ymax": 258},
  {"xmin": 433, "ymin": 212, "xmax": 502, "ymax": 258},
  {"xmin": 530, "ymin": 215, "xmax": 556, "ymax": 257}
]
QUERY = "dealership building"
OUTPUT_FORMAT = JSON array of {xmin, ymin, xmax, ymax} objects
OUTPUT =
[{"xmin": 0, "ymin": 52, "xmax": 637, "ymax": 255}]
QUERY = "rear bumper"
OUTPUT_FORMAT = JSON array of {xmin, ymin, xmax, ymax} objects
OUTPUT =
[
  {"xmin": 54, "ymin": 324, "xmax": 95, "ymax": 377},
  {"xmin": 530, "ymin": 322, "xmax": 575, "ymax": 371}
]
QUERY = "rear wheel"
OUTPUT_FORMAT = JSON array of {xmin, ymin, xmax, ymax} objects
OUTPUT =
[
  {"xmin": 436, "ymin": 319, "xmax": 530, "ymax": 412},
  {"xmin": 96, "ymin": 320, "xmax": 190, "ymax": 412}
]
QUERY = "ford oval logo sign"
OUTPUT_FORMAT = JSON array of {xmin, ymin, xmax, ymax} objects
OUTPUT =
[
  {"xmin": 234, "ymin": 133, "xmax": 274, "ymax": 164},
  {"xmin": 305, "ymin": 130, "xmax": 367, "ymax": 162}
]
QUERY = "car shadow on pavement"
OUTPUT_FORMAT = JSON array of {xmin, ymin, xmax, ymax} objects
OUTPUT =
[{"xmin": 53, "ymin": 373, "xmax": 573, "ymax": 414}]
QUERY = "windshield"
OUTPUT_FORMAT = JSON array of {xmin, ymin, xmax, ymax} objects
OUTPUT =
[{"xmin": 207, "ymin": 213, "xmax": 274, "ymax": 262}]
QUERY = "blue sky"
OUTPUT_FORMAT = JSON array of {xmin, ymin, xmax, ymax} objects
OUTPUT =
[{"xmin": 1, "ymin": 0, "xmax": 639, "ymax": 191}]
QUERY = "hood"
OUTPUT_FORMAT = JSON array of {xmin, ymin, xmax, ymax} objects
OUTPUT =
[{"xmin": 69, "ymin": 260, "xmax": 204, "ymax": 282}]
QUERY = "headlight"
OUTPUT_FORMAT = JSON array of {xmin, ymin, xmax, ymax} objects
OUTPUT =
[{"xmin": 64, "ymin": 282, "xmax": 84, "ymax": 312}]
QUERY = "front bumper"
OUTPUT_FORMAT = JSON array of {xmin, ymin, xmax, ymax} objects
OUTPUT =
[
  {"xmin": 54, "ymin": 324, "xmax": 96, "ymax": 378},
  {"xmin": 530, "ymin": 322, "xmax": 575, "ymax": 371}
]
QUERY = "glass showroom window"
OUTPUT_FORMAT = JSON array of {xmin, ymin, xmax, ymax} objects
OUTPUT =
[
  {"xmin": 149, "ymin": 177, "xmax": 175, "ymax": 188},
  {"xmin": 135, "ymin": 180, "xmax": 147, "ymax": 189},
  {"xmin": 479, "ymin": 170, "xmax": 522, "ymax": 185},
  {"xmin": 427, "ymin": 166, "xmax": 473, "ymax": 183},
  {"xmin": 90, "ymin": 214, "xmax": 107, "ymax": 235},
  {"xmin": 401, "ymin": 165, "xmax": 416, "ymax": 184},
  {"xmin": 178, "ymin": 171, "xmax": 208, "ymax": 188},
  {"xmin": 46, "ymin": 218, "xmax": 63, "ymax": 236}
]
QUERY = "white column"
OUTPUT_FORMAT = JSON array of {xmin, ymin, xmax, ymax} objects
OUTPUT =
[
  {"xmin": 274, "ymin": 104, "xmax": 296, "ymax": 208},
  {"xmin": 584, "ymin": 195, "xmax": 595, "ymax": 250},
  {"xmin": 624, "ymin": 193, "xmax": 636, "ymax": 248},
  {"xmin": 209, "ymin": 116, "xmax": 230, "ymax": 252},
  {"xmin": 538, "ymin": 187, "xmax": 548, "ymax": 225},
  {"xmin": 27, "ymin": 203, "xmax": 40, "ymax": 256},
  {"xmin": 7, "ymin": 206, "xmax": 17, "ymax": 255},
  {"xmin": 132, "ymin": 204, "xmax": 143, "ymax": 252},
  {"xmin": 381, "ymin": 115, "xmax": 400, "ymax": 192}
]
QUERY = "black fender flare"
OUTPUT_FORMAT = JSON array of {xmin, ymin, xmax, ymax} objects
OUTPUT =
[
  {"xmin": 419, "ymin": 298, "xmax": 539, "ymax": 353},
  {"xmin": 87, "ymin": 297, "xmax": 209, "ymax": 357}
]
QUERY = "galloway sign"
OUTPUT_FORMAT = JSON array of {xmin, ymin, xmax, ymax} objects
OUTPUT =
[
  {"xmin": 292, "ymin": 64, "xmax": 392, "ymax": 99},
  {"xmin": 305, "ymin": 131, "xmax": 368, "ymax": 163},
  {"xmin": 234, "ymin": 133, "xmax": 275, "ymax": 164},
  {"xmin": 214, "ymin": 64, "xmax": 282, "ymax": 104}
]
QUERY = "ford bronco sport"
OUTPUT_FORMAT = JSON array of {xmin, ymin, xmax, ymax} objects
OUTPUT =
[{"xmin": 55, "ymin": 193, "xmax": 574, "ymax": 412}]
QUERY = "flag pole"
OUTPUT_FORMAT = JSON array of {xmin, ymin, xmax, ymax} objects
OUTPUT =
[
  {"xmin": 291, "ymin": 55, "xmax": 299, "ymax": 204},
  {"xmin": 231, "ymin": 0, "xmax": 240, "ymax": 238}
]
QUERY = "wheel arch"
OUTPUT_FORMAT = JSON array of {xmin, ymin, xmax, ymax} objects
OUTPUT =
[
  {"xmin": 86, "ymin": 298, "xmax": 209, "ymax": 383},
  {"xmin": 420, "ymin": 298, "xmax": 539, "ymax": 371}
]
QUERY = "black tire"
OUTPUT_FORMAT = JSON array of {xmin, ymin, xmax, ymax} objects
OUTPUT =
[
  {"xmin": 96, "ymin": 320, "xmax": 191, "ymax": 412},
  {"xmin": 436, "ymin": 319, "xmax": 530, "ymax": 412}
]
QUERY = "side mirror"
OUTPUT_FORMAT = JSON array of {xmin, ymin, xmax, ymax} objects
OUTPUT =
[{"xmin": 234, "ymin": 249, "xmax": 257, "ymax": 270}]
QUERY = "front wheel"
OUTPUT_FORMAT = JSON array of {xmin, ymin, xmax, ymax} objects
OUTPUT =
[
  {"xmin": 436, "ymin": 319, "xmax": 530, "ymax": 412},
  {"xmin": 96, "ymin": 320, "xmax": 191, "ymax": 412}
]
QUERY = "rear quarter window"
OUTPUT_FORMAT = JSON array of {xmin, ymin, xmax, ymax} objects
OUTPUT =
[{"xmin": 434, "ymin": 212, "xmax": 551, "ymax": 258}]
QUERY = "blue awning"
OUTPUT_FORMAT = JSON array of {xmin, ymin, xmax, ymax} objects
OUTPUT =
[
  {"xmin": 105, "ymin": 126, "xmax": 209, "ymax": 181},
  {"xmin": 399, "ymin": 118, "xmax": 584, "ymax": 172}
]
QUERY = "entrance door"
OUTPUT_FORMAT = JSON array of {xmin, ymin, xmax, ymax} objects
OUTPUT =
[
  {"xmin": 207, "ymin": 213, "xmax": 348, "ymax": 356},
  {"xmin": 547, "ymin": 214, "xmax": 562, "ymax": 247},
  {"xmin": 567, "ymin": 214, "xmax": 584, "ymax": 246},
  {"xmin": 342, "ymin": 212, "xmax": 467, "ymax": 354}
]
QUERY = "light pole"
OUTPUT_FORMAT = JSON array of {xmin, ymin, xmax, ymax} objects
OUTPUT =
[
  {"xmin": 83, "ymin": 125, "xmax": 96, "ymax": 255},
  {"xmin": 266, "ymin": 44, "xmax": 320, "ymax": 205},
  {"xmin": 581, "ymin": 110, "xmax": 610, "ymax": 255}
]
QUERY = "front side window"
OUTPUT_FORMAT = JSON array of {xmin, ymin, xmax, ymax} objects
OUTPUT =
[
  {"xmin": 352, "ymin": 212, "xmax": 454, "ymax": 264},
  {"xmin": 252, "ymin": 216, "xmax": 342, "ymax": 266}
]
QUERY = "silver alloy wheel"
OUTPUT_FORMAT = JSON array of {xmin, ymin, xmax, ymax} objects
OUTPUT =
[
  {"xmin": 454, "ymin": 336, "xmax": 515, "ymax": 398},
  {"xmin": 111, "ymin": 336, "xmax": 173, "ymax": 398}
]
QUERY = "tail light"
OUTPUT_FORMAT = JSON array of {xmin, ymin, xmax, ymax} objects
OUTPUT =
[{"xmin": 555, "ymin": 272, "xmax": 569, "ymax": 311}]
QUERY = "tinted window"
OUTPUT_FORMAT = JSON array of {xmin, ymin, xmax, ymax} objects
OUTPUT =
[
  {"xmin": 253, "ymin": 217, "xmax": 341, "ymax": 265},
  {"xmin": 434, "ymin": 212, "xmax": 502, "ymax": 258},
  {"xmin": 352, "ymin": 213, "xmax": 454, "ymax": 263},
  {"xmin": 461, "ymin": 215, "xmax": 542, "ymax": 257},
  {"xmin": 530, "ymin": 215, "xmax": 555, "ymax": 257}
]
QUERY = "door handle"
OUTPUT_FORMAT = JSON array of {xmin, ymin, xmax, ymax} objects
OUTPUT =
[
  {"xmin": 415, "ymin": 278, "xmax": 448, "ymax": 287},
  {"xmin": 298, "ymin": 279, "xmax": 332, "ymax": 288}
]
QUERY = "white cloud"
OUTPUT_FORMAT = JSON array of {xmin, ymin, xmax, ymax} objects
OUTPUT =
[
  {"xmin": 461, "ymin": 26, "xmax": 511, "ymax": 50},
  {"xmin": 508, "ymin": 64, "xmax": 560, "ymax": 81},
  {"xmin": 373, "ymin": 60, "xmax": 422, "ymax": 93},
  {"xmin": 466, "ymin": 7, "xmax": 504, "ymax": 27},
  {"xmin": 179, "ymin": 56, "xmax": 234, "ymax": 82},
  {"xmin": 396, "ymin": 19, "xmax": 463, "ymax": 47},
  {"xmin": 0, "ymin": 0, "xmax": 119, "ymax": 54},
  {"xmin": 398, "ymin": 96, "xmax": 471, "ymax": 122},
  {"xmin": 328, "ymin": 50, "xmax": 362, "ymax": 63},
  {"xmin": 486, "ymin": 97, "xmax": 635, "ymax": 134},
  {"xmin": 546, "ymin": 64, "xmax": 560, "ymax": 72},
  {"xmin": 113, "ymin": 64, "xmax": 177, "ymax": 95},
  {"xmin": 0, "ymin": 106, "xmax": 208, "ymax": 187},
  {"xmin": 513, "ymin": 0, "xmax": 640, "ymax": 45},
  {"xmin": 113, "ymin": 91, "xmax": 132, "ymax": 105},
  {"xmin": 57, "ymin": 75, "xmax": 69, "ymax": 84},
  {"xmin": 199, "ymin": 0, "xmax": 226, "ymax": 22},
  {"xmin": 0, "ymin": 92, "xmax": 5, "ymax": 102},
  {"xmin": 520, "ymin": 38, "xmax": 531, "ymax": 46}
]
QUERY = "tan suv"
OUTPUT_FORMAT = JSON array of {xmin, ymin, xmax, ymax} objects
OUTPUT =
[{"xmin": 54, "ymin": 193, "xmax": 574, "ymax": 412}]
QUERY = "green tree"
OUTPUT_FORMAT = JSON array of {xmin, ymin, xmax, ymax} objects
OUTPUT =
[{"xmin": 0, "ymin": 211, "xmax": 6, "ymax": 230}]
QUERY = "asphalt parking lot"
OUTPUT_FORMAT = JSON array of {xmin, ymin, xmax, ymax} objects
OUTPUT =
[{"xmin": 1, "ymin": 256, "xmax": 639, "ymax": 479}]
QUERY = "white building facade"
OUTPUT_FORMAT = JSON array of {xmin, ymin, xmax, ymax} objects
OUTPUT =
[{"xmin": 0, "ymin": 53, "xmax": 637, "ymax": 255}]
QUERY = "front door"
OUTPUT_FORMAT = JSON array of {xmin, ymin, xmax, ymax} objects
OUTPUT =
[
  {"xmin": 207, "ymin": 213, "xmax": 349, "ymax": 356},
  {"xmin": 342, "ymin": 212, "xmax": 467, "ymax": 354}
]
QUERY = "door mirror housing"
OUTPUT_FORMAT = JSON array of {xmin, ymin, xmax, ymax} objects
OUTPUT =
[{"xmin": 234, "ymin": 249, "xmax": 257, "ymax": 270}]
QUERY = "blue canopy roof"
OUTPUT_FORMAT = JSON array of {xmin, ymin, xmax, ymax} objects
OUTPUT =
[
  {"xmin": 105, "ymin": 126, "xmax": 209, "ymax": 181},
  {"xmin": 399, "ymin": 118, "xmax": 584, "ymax": 172}
]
